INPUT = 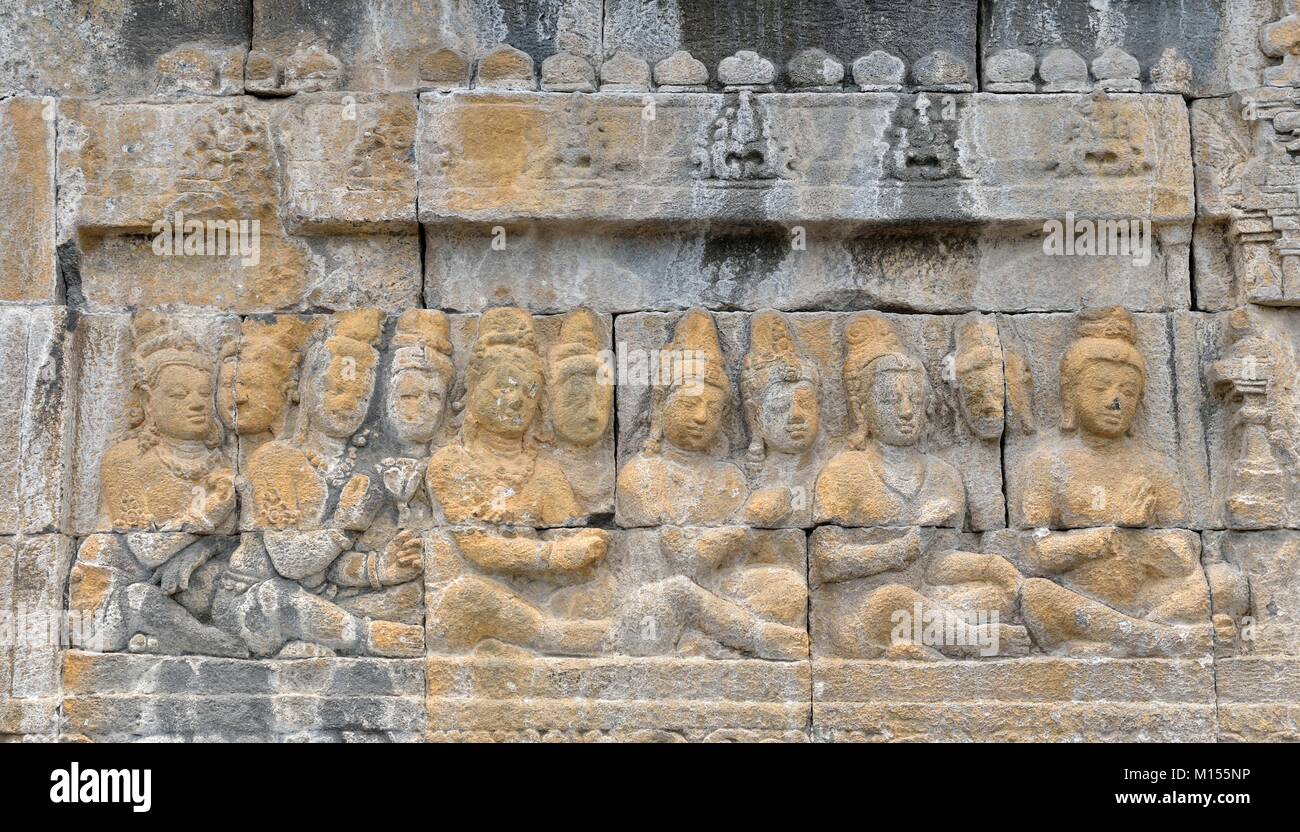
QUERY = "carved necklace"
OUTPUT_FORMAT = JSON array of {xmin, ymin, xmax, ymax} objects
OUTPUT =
[
  {"xmin": 467, "ymin": 436, "xmax": 537, "ymax": 487},
  {"xmin": 154, "ymin": 437, "xmax": 223, "ymax": 482}
]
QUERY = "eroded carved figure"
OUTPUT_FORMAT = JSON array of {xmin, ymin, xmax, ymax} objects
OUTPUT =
[
  {"xmin": 815, "ymin": 313, "xmax": 965, "ymax": 527},
  {"xmin": 212, "ymin": 310, "xmax": 424, "ymax": 658},
  {"xmin": 738, "ymin": 310, "xmax": 821, "ymax": 528},
  {"xmin": 1013, "ymin": 308, "xmax": 1211, "ymax": 657},
  {"xmin": 617, "ymin": 308, "xmax": 749, "ymax": 526}
]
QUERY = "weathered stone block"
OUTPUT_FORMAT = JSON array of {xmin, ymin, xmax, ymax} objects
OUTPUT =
[
  {"xmin": 0, "ymin": 98, "xmax": 56, "ymax": 304},
  {"xmin": 62, "ymin": 652, "xmax": 424, "ymax": 741},
  {"xmin": 0, "ymin": 535, "xmax": 73, "ymax": 739},
  {"xmin": 813, "ymin": 657, "xmax": 1217, "ymax": 741},
  {"xmin": 417, "ymin": 92, "xmax": 1192, "ymax": 226},
  {"xmin": 57, "ymin": 98, "xmax": 419, "ymax": 312},
  {"xmin": 0, "ymin": 307, "xmax": 73, "ymax": 535},
  {"xmin": 0, "ymin": 0, "xmax": 248, "ymax": 98},
  {"xmin": 250, "ymin": 0, "xmax": 602, "ymax": 93},
  {"xmin": 426, "ymin": 221, "xmax": 1191, "ymax": 315},
  {"xmin": 980, "ymin": 0, "xmax": 1278, "ymax": 97}
]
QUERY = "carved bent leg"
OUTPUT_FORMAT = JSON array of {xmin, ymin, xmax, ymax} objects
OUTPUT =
[
  {"xmin": 219, "ymin": 578, "xmax": 422, "ymax": 658},
  {"xmin": 848, "ymin": 583, "xmax": 1029, "ymax": 660},
  {"xmin": 1021, "ymin": 578, "xmax": 1211, "ymax": 658},
  {"xmin": 618, "ymin": 575, "xmax": 808, "ymax": 661},
  {"xmin": 432, "ymin": 575, "xmax": 607, "ymax": 656},
  {"xmin": 123, "ymin": 582, "xmax": 249, "ymax": 658},
  {"xmin": 335, "ymin": 579, "xmax": 423, "ymax": 626}
]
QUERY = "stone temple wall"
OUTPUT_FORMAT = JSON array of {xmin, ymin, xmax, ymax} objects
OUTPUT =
[{"xmin": 2, "ymin": 0, "xmax": 1300, "ymax": 742}]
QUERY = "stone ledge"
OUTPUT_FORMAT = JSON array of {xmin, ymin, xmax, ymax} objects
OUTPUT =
[
  {"xmin": 417, "ymin": 92, "xmax": 1192, "ymax": 225},
  {"xmin": 426, "ymin": 656, "xmax": 811, "ymax": 737}
]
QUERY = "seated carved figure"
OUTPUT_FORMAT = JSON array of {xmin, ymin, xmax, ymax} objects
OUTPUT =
[
  {"xmin": 610, "ymin": 527, "xmax": 809, "ymax": 661},
  {"xmin": 616, "ymin": 308, "xmax": 749, "ymax": 526},
  {"xmin": 738, "ymin": 310, "xmax": 821, "ymax": 528},
  {"xmin": 430, "ymin": 527, "xmax": 809, "ymax": 661},
  {"xmin": 243, "ymin": 310, "xmax": 385, "ymax": 530},
  {"xmin": 1014, "ymin": 308, "xmax": 1208, "ymax": 657},
  {"xmin": 102, "ymin": 312, "xmax": 236, "ymax": 533},
  {"xmin": 74, "ymin": 313, "xmax": 245, "ymax": 656},
  {"xmin": 812, "ymin": 528, "xmax": 1029, "ymax": 660},
  {"xmin": 815, "ymin": 313, "xmax": 965, "ymax": 527},
  {"xmin": 1018, "ymin": 308, "xmax": 1184, "ymax": 529},
  {"xmin": 426, "ymin": 307, "xmax": 584, "ymax": 526},
  {"xmin": 425, "ymin": 307, "xmax": 611, "ymax": 655},
  {"xmin": 377, "ymin": 310, "xmax": 456, "ymax": 527},
  {"xmin": 213, "ymin": 310, "xmax": 424, "ymax": 658}
]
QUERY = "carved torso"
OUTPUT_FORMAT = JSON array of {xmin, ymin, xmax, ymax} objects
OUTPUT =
[
  {"xmin": 814, "ymin": 444, "xmax": 965, "ymax": 527},
  {"xmin": 102, "ymin": 437, "xmax": 233, "ymax": 531},
  {"xmin": 615, "ymin": 449, "xmax": 749, "ymax": 526},
  {"xmin": 426, "ymin": 441, "xmax": 581, "ymax": 526},
  {"xmin": 1019, "ymin": 438, "xmax": 1185, "ymax": 529}
]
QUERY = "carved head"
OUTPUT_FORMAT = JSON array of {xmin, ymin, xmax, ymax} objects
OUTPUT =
[
  {"xmin": 650, "ymin": 309, "xmax": 730, "ymax": 454},
  {"xmin": 742, "ymin": 310, "xmax": 820, "ymax": 456},
  {"xmin": 843, "ymin": 313, "xmax": 929, "ymax": 449},
  {"xmin": 217, "ymin": 317, "xmax": 310, "ymax": 436},
  {"xmin": 300, "ymin": 310, "xmax": 382, "ymax": 439},
  {"xmin": 547, "ymin": 309, "xmax": 611, "ymax": 447},
  {"xmin": 128, "ymin": 312, "xmax": 220, "ymax": 446},
  {"xmin": 386, "ymin": 310, "xmax": 455, "ymax": 446},
  {"xmin": 464, "ymin": 307, "xmax": 543, "ymax": 441},
  {"xmin": 1060, "ymin": 307, "xmax": 1146, "ymax": 439},
  {"xmin": 949, "ymin": 319, "xmax": 1005, "ymax": 439}
]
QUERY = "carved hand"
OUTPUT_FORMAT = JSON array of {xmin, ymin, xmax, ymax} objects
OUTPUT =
[
  {"xmin": 154, "ymin": 543, "xmax": 212, "ymax": 595},
  {"xmin": 743, "ymin": 487, "xmax": 792, "ymax": 526},
  {"xmin": 549, "ymin": 530, "xmax": 610, "ymax": 573},
  {"xmin": 1117, "ymin": 478, "xmax": 1156, "ymax": 526},
  {"xmin": 376, "ymin": 529, "xmax": 424, "ymax": 585}
]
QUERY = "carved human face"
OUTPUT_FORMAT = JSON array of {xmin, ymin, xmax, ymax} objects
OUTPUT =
[
  {"xmin": 552, "ymin": 366, "xmax": 611, "ymax": 446},
  {"xmin": 1070, "ymin": 360, "xmax": 1143, "ymax": 439},
  {"xmin": 387, "ymin": 368, "xmax": 448, "ymax": 445},
  {"xmin": 150, "ymin": 364, "xmax": 214, "ymax": 441},
  {"xmin": 956, "ymin": 360, "xmax": 1005, "ymax": 439},
  {"xmin": 662, "ymin": 383, "xmax": 726, "ymax": 452},
  {"xmin": 863, "ymin": 368, "xmax": 926, "ymax": 447},
  {"xmin": 318, "ymin": 345, "xmax": 375, "ymax": 438},
  {"xmin": 468, "ymin": 361, "xmax": 540, "ymax": 439},
  {"xmin": 217, "ymin": 352, "xmax": 286, "ymax": 435},
  {"xmin": 760, "ymin": 378, "xmax": 819, "ymax": 453}
]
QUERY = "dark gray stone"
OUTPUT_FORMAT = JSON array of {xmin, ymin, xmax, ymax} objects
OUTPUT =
[{"xmin": 604, "ymin": 0, "xmax": 978, "ymax": 90}]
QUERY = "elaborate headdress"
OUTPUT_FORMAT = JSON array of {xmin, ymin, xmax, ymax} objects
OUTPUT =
[
  {"xmin": 842, "ymin": 313, "xmax": 927, "ymax": 448},
  {"xmin": 646, "ymin": 308, "xmax": 730, "ymax": 454},
  {"xmin": 131, "ymin": 311, "xmax": 211, "ymax": 389},
  {"xmin": 1060, "ymin": 307, "xmax": 1145, "ymax": 432},
  {"xmin": 392, "ymin": 309, "xmax": 454, "ymax": 385},
  {"xmin": 465, "ymin": 306, "xmax": 542, "ymax": 392},
  {"xmin": 951, "ymin": 319, "xmax": 1001, "ymax": 377},
  {"xmin": 125, "ymin": 311, "xmax": 221, "ymax": 448},
  {"xmin": 548, "ymin": 308, "xmax": 603, "ymax": 382},
  {"xmin": 741, "ymin": 310, "xmax": 819, "ymax": 459},
  {"xmin": 221, "ymin": 316, "xmax": 311, "ymax": 382}
]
